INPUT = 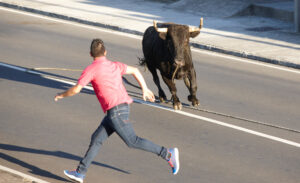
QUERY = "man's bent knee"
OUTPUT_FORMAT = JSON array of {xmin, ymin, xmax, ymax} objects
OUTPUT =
[{"xmin": 125, "ymin": 135, "xmax": 140, "ymax": 149}]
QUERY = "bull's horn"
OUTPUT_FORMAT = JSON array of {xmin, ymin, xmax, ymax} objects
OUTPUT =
[
  {"xmin": 189, "ymin": 26, "xmax": 200, "ymax": 32},
  {"xmin": 189, "ymin": 18, "xmax": 203, "ymax": 32},
  {"xmin": 200, "ymin": 17, "xmax": 203, "ymax": 29},
  {"xmin": 153, "ymin": 20, "xmax": 168, "ymax": 33}
]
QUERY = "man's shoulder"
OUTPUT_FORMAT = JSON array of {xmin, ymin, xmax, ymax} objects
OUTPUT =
[{"xmin": 81, "ymin": 62, "xmax": 100, "ymax": 75}]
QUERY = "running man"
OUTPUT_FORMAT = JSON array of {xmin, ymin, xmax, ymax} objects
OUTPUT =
[{"xmin": 54, "ymin": 39, "xmax": 179, "ymax": 183}]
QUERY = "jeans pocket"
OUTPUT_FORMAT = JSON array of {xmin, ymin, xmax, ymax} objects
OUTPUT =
[
  {"xmin": 119, "ymin": 112, "xmax": 129, "ymax": 123},
  {"xmin": 111, "ymin": 114, "xmax": 128, "ymax": 129}
]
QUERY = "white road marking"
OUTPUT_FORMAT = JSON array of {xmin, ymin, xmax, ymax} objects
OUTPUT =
[
  {"xmin": 135, "ymin": 99, "xmax": 300, "ymax": 148},
  {"xmin": 0, "ymin": 164, "xmax": 50, "ymax": 183},
  {"xmin": 1, "ymin": 6, "xmax": 300, "ymax": 74},
  {"xmin": 1, "ymin": 62, "xmax": 299, "ymax": 148}
]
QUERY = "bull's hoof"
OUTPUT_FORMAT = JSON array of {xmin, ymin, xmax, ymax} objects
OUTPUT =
[
  {"xmin": 159, "ymin": 97, "xmax": 165, "ymax": 103},
  {"xmin": 188, "ymin": 95, "xmax": 200, "ymax": 106},
  {"xmin": 159, "ymin": 96, "xmax": 167, "ymax": 103},
  {"xmin": 173, "ymin": 102, "xmax": 182, "ymax": 110},
  {"xmin": 192, "ymin": 100, "xmax": 200, "ymax": 107}
]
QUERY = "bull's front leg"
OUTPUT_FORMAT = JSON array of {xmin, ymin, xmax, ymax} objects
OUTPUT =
[
  {"xmin": 149, "ymin": 67, "xmax": 167, "ymax": 102},
  {"xmin": 185, "ymin": 68, "xmax": 200, "ymax": 107},
  {"xmin": 162, "ymin": 75, "xmax": 182, "ymax": 110}
]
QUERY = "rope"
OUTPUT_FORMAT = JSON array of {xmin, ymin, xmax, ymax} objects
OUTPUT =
[
  {"xmin": 32, "ymin": 67, "xmax": 300, "ymax": 134},
  {"xmin": 172, "ymin": 64, "xmax": 180, "ymax": 82},
  {"xmin": 33, "ymin": 67, "xmax": 82, "ymax": 72}
]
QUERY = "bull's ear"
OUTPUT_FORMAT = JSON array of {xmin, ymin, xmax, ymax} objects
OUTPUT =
[
  {"xmin": 159, "ymin": 32, "xmax": 167, "ymax": 40},
  {"xmin": 190, "ymin": 31, "xmax": 200, "ymax": 38}
]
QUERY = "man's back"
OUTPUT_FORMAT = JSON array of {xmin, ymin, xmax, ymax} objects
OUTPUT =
[{"xmin": 78, "ymin": 56, "xmax": 133, "ymax": 113}]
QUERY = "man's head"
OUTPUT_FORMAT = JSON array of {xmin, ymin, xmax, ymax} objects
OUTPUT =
[{"xmin": 90, "ymin": 39, "xmax": 106, "ymax": 58}]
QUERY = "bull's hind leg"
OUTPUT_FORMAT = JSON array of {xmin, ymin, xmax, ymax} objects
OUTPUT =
[
  {"xmin": 184, "ymin": 69, "xmax": 200, "ymax": 107},
  {"xmin": 162, "ymin": 76, "xmax": 182, "ymax": 110},
  {"xmin": 149, "ymin": 68, "xmax": 167, "ymax": 103}
]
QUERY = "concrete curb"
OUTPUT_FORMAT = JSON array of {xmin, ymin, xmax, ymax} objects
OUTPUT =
[
  {"xmin": 1, "ymin": 2, "xmax": 300, "ymax": 70},
  {"xmin": 235, "ymin": 3, "xmax": 294, "ymax": 22},
  {"xmin": 0, "ymin": 165, "xmax": 50, "ymax": 183}
]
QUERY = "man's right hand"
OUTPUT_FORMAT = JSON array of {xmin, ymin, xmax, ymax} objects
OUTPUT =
[
  {"xmin": 143, "ymin": 88, "xmax": 155, "ymax": 102},
  {"xmin": 54, "ymin": 93, "xmax": 63, "ymax": 102}
]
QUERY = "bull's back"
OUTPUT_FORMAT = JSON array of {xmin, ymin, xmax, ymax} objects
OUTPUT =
[{"xmin": 142, "ymin": 26, "xmax": 157, "ymax": 58}]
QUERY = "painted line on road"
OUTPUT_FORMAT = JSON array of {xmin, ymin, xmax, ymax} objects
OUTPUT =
[
  {"xmin": 0, "ymin": 164, "xmax": 50, "ymax": 183},
  {"xmin": 1, "ymin": 6, "xmax": 300, "ymax": 75},
  {"xmin": 1, "ymin": 62, "xmax": 299, "ymax": 148},
  {"xmin": 136, "ymin": 99, "xmax": 300, "ymax": 148}
]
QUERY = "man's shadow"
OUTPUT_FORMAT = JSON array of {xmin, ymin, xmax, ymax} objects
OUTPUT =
[
  {"xmin": 0, "ymin": 63, "xmax": 94, "ymax": 95},
  {"xmin": 0, "ymin": 143, "xmax": 130, "ymax": 182}
]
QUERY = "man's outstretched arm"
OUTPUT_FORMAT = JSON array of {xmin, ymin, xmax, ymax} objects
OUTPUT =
[
  {"xmin": 125, "ymin": 65, "xmax": 155, "ymax": 102},
  {"xmin": 54, "ymin": 84, "xmax": 83, "ymax": 101}
]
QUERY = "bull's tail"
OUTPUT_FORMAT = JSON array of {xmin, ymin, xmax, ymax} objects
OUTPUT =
[
  {"xmin": 138, "ymin": 57, "xmax": 147, "ymax": 66},
  {"xmin": 138, "ymin": 57, "xmax": 148, "ymax": 72}
]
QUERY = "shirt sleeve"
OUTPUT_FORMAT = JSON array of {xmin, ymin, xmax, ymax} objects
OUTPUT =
[
  {"xmin": 78, "ymin": 65, "xmax": 95, "ymax": 87},
  {"xmin": 114, "ymin": 62, "xmax": 127, "ymax": 75}
]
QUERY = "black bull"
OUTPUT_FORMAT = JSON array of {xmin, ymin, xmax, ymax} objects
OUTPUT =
[{"xmin": 139, "ymin": 19, "xmax": 203, "ymax": 110}]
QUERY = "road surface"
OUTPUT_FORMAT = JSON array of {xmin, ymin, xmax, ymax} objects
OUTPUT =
[{"xmin": 0, "ymin": 8, "xmax": 299, "ymax": 183}]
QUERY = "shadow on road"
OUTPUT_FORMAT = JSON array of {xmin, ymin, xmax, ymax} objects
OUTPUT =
[
  {"xmin": 0, "ymin": 143, "xmax": 130, "ymax": 182},
  {"xmin": 0, "ymin": 63, "xmax": 94, "ymax": 95},
  {"xmin": 0, "ymin": 62, "xmax": 145, "ymax": 100},
  {"xmin": 0, "ymin": 151, "xmax": 71, "ymax": 182}
]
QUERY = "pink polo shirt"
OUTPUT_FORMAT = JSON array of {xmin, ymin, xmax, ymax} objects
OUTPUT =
[{"xmin": 78, "ymin": 57, "xmax": 133, "ymax": 113}]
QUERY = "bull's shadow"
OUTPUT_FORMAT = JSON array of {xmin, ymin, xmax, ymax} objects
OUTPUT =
[{"xmin": 0, "ymin": 143, "xmax": 130, "ymax": 182}]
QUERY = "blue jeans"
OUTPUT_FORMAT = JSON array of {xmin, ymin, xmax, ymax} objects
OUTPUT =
[{"xmin": 77, "ymin": 103, "xmax": 167, "ymax": 174}]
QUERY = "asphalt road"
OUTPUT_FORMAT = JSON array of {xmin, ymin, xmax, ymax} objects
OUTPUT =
[{"xmin": 0, "ymin": 8, "xmax": 299, "ymax": 183}]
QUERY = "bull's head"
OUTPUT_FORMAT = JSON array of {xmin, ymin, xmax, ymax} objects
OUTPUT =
[{"xmin": 153, "ymin": 18, "xmax": 203, "ymax": 67}]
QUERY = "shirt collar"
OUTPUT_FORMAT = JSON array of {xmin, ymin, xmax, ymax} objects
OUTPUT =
[{"xmin": 94, "ymin": 56, "xmax": 106, "ymax": 62}]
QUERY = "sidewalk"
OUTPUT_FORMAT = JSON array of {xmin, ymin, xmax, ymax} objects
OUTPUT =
[{"xmin": 0, "ymin": 0, "xmax": 299, "ymax": 69}]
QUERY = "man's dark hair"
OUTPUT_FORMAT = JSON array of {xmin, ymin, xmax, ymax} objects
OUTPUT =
[{"xmin": 90, "ymin": 39, "xmax": 106, "ymax": 57}]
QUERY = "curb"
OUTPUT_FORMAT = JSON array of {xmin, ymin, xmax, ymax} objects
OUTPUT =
[
  {"xmin": 234, "ymin": 3, "xmax": 294, "ymax": 23},
  {"xmin": 0, "ymin": 2, "xmax": 300, "ymax": 70},
  {"xmin": 0, "ymin": 165, "xmax": 50, "ymax": 183}
]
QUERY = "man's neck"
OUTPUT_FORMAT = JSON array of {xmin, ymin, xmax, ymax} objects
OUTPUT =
[{"xmin": 93, "ymin": 56, "xmax": 105, "ymax": 61}]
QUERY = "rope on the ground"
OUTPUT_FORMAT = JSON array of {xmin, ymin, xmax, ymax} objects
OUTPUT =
[{"xmin": 34, "ymin": 67, "xmax": 82, "ymax": 72}]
